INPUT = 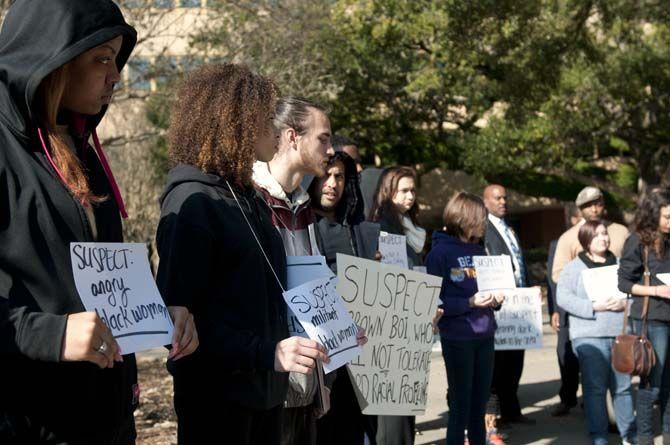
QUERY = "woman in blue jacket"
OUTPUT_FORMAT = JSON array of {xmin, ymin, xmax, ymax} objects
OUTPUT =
[{"xmin": 426, "ymin": 192, "xmax": 503, "ymax": 445}]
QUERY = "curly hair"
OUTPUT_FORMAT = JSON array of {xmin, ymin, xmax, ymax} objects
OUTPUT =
[
  {"xmin": 370, "ymin": 166, "xmax": 420, "ymax": 228},
  {"xmin": 168, "ymin": 64, "xmax": 279, "ymax": 186},
  {"xmin": 635, "ymin": 188, "xmax": 670, "ymax": 259}
]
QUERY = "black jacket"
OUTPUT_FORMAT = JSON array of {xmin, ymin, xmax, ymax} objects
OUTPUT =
[
  {"xmin": 156, "ymin": 164, "xmax": 289, "ymax": 410},
  {"xmin": 618, "ymin": 232, "xmax": 670, "ymax": 322},
  {"xmin": 0, "ymin": 0, "xmax": 138, "ymax": 442},
  {"xmin": 484, "ymin": 219, "xmax": 529, "ymax": 285}
]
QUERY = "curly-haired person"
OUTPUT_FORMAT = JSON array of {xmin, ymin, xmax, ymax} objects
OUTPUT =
[
  {"xmin": 155, "ymin": 64, "xmax": 329, "ymax": 445},
  {"xmin": 619, "ymin": 188, "xmax": 670, "ymax": 445}
]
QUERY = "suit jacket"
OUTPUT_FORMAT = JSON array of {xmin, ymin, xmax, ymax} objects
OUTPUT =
[
  {"xmin": 484, "ymin": 220, "xmax": 529, "ymax": 286},
  {"xmin": 546, "ymin": 239, "xmax": 569, "ymax": 327}
]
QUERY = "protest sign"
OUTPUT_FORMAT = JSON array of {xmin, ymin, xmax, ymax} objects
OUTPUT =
[
  {"xmin": 70, "ymin": 243, "xmax": 173, "ymax": 354},
  {"xmin": 283, "ymin": 275, "xmax": 361, "ymax": 373},
  {"xmin": 494, "ymin": 287, "xmax": 543, "ymax": 351},
  {"xmin": 337, "ymin": 254, "xmax": 442, "ymax": 415},
  {"xmin": 581, "ymin": 265, "xmax": 627, "ymax": 302},
  {"xmin": 286, "ymin": 256, "xmax": 333, "ymax": 337},
  {"xmin": 473, "ymin": 255, "xmax": 516, "ymax": 291},
  {"xmin": 379, "ymin": 232, "xmax": 409, "ymax": 269}
]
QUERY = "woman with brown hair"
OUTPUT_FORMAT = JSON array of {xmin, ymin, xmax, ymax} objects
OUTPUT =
[
  {"xmin": 426, "ymin": 192, "xmax": 504, "ymax": 445},
  {"xmin": 618, "ymin": 189, "xmax": 670, "ymax": 445},
  {"xmin": 156, "ymin": 64, "xmax": 329, "ymax": 445},
  {"xmin": 371, "ymin": 166, "xmax": 426, "ymax": 268},
  {"xmin": 0, "ymin": 1, "xmax": 198, "ymax": 443}
]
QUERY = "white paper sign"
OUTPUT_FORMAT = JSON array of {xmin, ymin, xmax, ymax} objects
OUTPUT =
[
  {"xmin": 379, "ymin": 232, "xmax": 409, "ymax": 269},
  {"xmin": 581, "ymin": 265, "xmax": 627, "ymax": 302},
  {"xmin": 337, "ymin": 254, "xmax": 442, "ymax": 416},
  {"xmin": 473, "ymin": 255, "xmax": 516, "ymax": 291},
  {"xmin": 70, "ymin": 243, "xmax": 173, "ymax": 354},
  {"xmin": 657, "ymin": 273, "xmax": 670, "ymax": 285},
  {"xmin": 494, "ymin": 287, "xmax": 543, "ymax": 350},
  {"xmin": 286, "ymin": 256, "xmax": 334, "ymax": 337},
  {"xmin": 282, "ymin": 275, "xmax": 361, "ymax": 374}
]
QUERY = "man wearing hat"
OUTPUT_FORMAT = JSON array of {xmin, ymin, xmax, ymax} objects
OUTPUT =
[{"xmin": 551, "ymin": 186, "xmax": 629, "ymax": 283}]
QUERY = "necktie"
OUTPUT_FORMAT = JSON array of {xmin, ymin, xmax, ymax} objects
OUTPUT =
[{"xmin": 503, "ymin": 224, "xmax": 526, "ymax": 287}]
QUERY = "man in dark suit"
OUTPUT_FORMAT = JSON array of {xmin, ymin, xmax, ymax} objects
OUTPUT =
[
  {"xmin": 483, "ymin": 184, "xmax": 534, "ymax": 427},
  {"xmin": 546, "ymin": 205, "xmax": 581, "ymax": 416}
]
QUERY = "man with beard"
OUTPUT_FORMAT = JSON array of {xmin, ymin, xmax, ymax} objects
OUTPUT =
[{"xmin": 309, "ymin": 150, "xmax": 380, "ymax": 445}]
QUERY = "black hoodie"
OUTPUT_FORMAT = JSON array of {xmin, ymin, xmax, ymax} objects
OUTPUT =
[
  {"xmin": 156, "ymin": 164, "xmax": 289, "ymax": 410},
  {"xmin": 0, "ymin": 0, "xmax": 138, "ymax": 442}
]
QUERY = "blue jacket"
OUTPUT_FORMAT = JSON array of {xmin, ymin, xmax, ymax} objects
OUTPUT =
[{"xmin": 426, "ymin": 231, "xmax": 497, "ymax": 340}]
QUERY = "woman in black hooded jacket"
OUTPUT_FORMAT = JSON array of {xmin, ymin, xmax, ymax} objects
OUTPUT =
[{"xmin": 0, "ymin": 1, "xmax": 197, "ymax": 443}]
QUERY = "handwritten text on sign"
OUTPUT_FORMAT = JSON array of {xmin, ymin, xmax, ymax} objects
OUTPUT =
[
  {"xmin": 473, "ymin": 255, "xmax": 516, "ymax": 291},
  {"xmin": 283, "ymin": 276, "xmax": 361, "ymax": 374},
  {"xmin": 337, "ymin": 254, "xmax": 442, "ymax": 416},
  {"xmin": 494, "ymin": 287, "xmax": 543, "ymax": 351},
  {"xmin": 379, "ymin": 232, "xmax": 409, "ymax": 269},
  {"xmin": 286, "ymin": 256, "xmax": 334, "ymax": 337},
  {"xmin": 70, "ymin": 243, "xmax": 173, "ymax": 354}
]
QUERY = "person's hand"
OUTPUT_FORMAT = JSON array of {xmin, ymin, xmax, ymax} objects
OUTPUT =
[
  {"xmin": 274, "ymin": 337, "xmax": 330, "ymax": 374},
  {"xmin": 491, "ymin": 292, "xmax": 506, "ymax": 308},
  {"xmin": 592, "ymin": 300, "xmax": 608, "ymax": 312},
  {"xmin": 374, "ymin": 251, "xmax": 382, "ymax": 262},
  {"xmin": 356, "ymin": 327, "xmax": 368, "ymax": 346},
  {"xmin": 60, "ymin": 312, "xmax": 122, "ymax": 369},
  {"xmin": 168, "ymin": 306, "xmax": 199, "ymax": 360},
  {"xmin": 550, "ymin": 312, "xmax": 561, "ymax": 332},
  {"xmin": 469, "ymin": 292, "xmax": 496, "ymax": 308},
  {"xmin": 432, "ymin": 308, "xmax": 444, "ymax": 334},
  {"xmin": 605, "ymin": 298, "xmax": 626, "ymax": 312},
  {"xmin": 654, "ymin": 285, "xmax": 670, "ymax": 299},
  {"xmin": 314, "ymin": 387, "xmax": 331, "ymax": 419}
]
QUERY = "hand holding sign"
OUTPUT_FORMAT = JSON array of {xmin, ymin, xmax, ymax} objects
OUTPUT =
[
  {"xmin": 274, "ymin": 336, "xmax": 330, "ymax": 374},
  {"xmin": 61, "ymin": 311, "xmax": 122, "ymax": 368}
]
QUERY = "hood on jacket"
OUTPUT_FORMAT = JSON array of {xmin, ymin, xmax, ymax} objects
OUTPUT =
[
  {"xmin": 308, "ymin": 151, "xmax": 365, "ymax": 226},
  {"xmin": 159, "ymin": 164, "xmax": 229, "ymax": 206},
  {"xmin": 431, "ymin": 230, "xmax": 465, "ymax": 248},
  {"xmin": 0, "ymin": 0, "xmax": 137, "ymax": 137},
  {"xmin": 252, "ymin": 161, "xmax": 310, "ymax": 208}
]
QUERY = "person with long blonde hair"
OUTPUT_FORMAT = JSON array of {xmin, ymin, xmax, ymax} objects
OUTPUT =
[{"xmin": 0, "ymin": 1, "xmax": 197, "ymax": 443}]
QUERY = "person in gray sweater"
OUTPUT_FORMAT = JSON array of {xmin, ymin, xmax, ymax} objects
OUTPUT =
[{"xmin": 557, "ymin": 220, "xmax": 636, "ymax": 445}]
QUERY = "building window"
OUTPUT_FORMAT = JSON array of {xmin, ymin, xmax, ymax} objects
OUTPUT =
[
  {"xmin": 179, "ymin": 0, "xmax": 201, "ymax": 6},
  {"xmin": 126, "ymin": 58, "xmax": 151, "ymax": 91}
]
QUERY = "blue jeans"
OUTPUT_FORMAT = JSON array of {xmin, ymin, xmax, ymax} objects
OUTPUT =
[
  {"xmin": 632, "ymin": 320, "xmax": 670, "ymax": 438},
  {"xmin": 441, "ymin": 336, "xmax": 494, "ymax": 445},
  {"xmin": 572, "ymin": 337, "xmax": 636, "ymax": 445}
]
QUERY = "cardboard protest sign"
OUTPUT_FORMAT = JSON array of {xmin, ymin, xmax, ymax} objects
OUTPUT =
[
  {"xmin": 283, "ymin": 275, "xmax": 361, "ymax": 374},
  {"xmin": 473, "ymin": 255, "xmax": 516, "ymax": 291},
  {"xmin": 336, "ymin": 254, "xmax": 442, "ymax": 416},
  {"xmin": 379, "ymin": 232, "xmax": 409, "ymax": 269},
  {"xmin": 70, "ymin": 243, "xmax": 173, "ymax": 354},
  {"xmin": 581, "ymin": 265, "xmax": 627, "ymax": 302},
  {"xmin": 286, "ymin": 256, "xmax": 333, "ymax": 337},
  {"xmin": 494, "ymin": 287, "xmax": 543, "ymax": 351}
]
